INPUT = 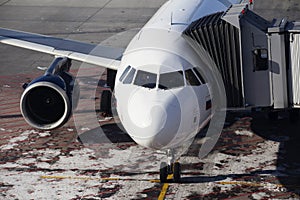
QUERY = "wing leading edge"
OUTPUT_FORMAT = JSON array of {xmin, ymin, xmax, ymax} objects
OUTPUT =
[{"xmin": 0, "ymin": 28, "xmax": 124, "ymax": 70}]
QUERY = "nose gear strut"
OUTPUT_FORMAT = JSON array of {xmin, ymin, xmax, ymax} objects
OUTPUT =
[{"xmin": 159, "ymin": 149, "xmax": 181, "ymax": 183}]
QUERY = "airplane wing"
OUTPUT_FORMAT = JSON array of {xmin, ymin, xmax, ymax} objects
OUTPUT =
[{"xmin": 0, "ymin": 28, "xmax": 124, "ymax": 70}]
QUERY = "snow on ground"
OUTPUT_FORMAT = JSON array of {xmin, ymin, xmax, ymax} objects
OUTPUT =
[
  {"xmin": 0, "ymin": 134, "xmax": 282, "ymax": 199},
  {"xmin": 0, "ymin": 119, "xmax": 298, "ymax": 199},
  {"xmin": 0, "ymin": 131, "xmax": 164, "ymax": 199},
  {"xmin": 202, "ymin": 140, "xmax": 279, "ymax": 176}
]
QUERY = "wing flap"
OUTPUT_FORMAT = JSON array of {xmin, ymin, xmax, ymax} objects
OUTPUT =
[{"xmin": 0, "ymin": 28, "xmax": 124, "ymax": 70}]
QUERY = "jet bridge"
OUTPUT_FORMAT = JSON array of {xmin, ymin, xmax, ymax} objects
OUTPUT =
[{"xmin": 184, "ymin": 3, "xmax": 300, "ymax": 110}]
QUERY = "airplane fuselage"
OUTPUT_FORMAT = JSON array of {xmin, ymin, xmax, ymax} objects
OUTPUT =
[
  {"xmin": 0, "ymin": 0, "xmax": 247, "ymax": 183},
  {"xmin": 114, "ymin": 0, "xmax": 236, "ymax": 150}
]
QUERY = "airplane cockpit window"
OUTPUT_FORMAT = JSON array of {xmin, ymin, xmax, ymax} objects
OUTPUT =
[
  {"xmin": 185, "ymin": 69, "xmax": 201, "ymax": 86},
  {"xmin": 193, "ymin": 67, "xmax": 206, "ymax": 84},
  {"xmin": 119, "ymin": 66, "xmax": 131, "ymax": 82},
  {"xmin": 123, "ymin": 68, "xmax": 136, "ymax": 84},
  {"xmin": 134, "ymin": 70, "xmax": 157, "ymax": 89},
  {"xmin": 158, "ymin": 71, "xmax": 184, "ymax": 90}
]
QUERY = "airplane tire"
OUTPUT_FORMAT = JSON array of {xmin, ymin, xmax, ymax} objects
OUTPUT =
[
  {"xmin": 173, "ymin": 162, "xmax": 181, "ymax": 183},
  {"xmin": 160, "ymin": 162, "xmax": 168, "ymax": 183}
]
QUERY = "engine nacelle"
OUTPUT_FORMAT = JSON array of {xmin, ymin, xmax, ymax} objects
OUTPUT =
[{"xmin": 20, "ymin": 57, "xmax": 76, "ymax": 130}]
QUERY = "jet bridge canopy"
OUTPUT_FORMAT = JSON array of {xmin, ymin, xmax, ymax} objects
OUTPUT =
[
  {"xmin": 184, "ymin": 11, "xmax": 244, "ymax": 108},
  {"xmin": 184, "ymin": 3, "xmax": 300, "ymax": 110}
]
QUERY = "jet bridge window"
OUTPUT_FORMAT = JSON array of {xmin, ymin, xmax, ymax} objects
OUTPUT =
[
  {"xmin": 134, "ymin": 70, "xmax": 157, "ymax": 89},
  {"xmin": 158, "ymin": 71, "xmax": 184, "ymax": 90},
  {"xmin": 185, "ymin": 69, "xmax": 201, "ymax": 86},
  {"xmin": 123, "ymin": 68, "xmax": 136, "ymax": 84},
  {"xmin": 253, "ymin": 48, "xmax": 268, "ymax": 71}
]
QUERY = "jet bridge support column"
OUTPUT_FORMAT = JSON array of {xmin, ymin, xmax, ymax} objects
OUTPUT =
[
  {"xmin": 268, "ymin": 19, "xmax": 289, "ymax": 109},
  {"xmin": 287, "ymin": 23, "xmax": 300, "ymax": 108}
]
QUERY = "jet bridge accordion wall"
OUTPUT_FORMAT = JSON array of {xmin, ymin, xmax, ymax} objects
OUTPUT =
[{"xmin": 184, "ymin": 12, "xmax": 244, "ymax": 108}]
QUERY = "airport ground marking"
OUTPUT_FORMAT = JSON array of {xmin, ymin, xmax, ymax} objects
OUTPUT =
[
  {"xmin": 40, "ymin": 175, "xmax": 158, "ymax": 183},
  {"xmin": 158, "ymin": 174, "xmax": 173, "ymax": 200},
  {"xmin": 41, "ymin": 176, "xmax": 292, "ymax": 198},
  {"xmin": 41, "ymin": 174, "xmax": 173, "ymax": 200}
]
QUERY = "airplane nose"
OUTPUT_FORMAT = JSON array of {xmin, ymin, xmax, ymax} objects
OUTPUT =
[
  {"xmin": 128, "ymin": 99, "xmax": 167, "ymax": 132},
  {"xmin": 125, "ymin": 89, "xmax": 181, "ymax": 149}
]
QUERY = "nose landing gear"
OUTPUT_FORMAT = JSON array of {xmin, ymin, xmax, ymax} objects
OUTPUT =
[
  {"xmin": 159, "ymin": 162, "xmax": 181, "ymax": 183},
  {"xmin": 159, "ymin": 149, "xmax": 181, "ymax": 183}
]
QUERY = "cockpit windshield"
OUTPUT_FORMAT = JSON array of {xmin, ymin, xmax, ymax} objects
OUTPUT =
[
  {"xmin": 159, "ymin": 71, "xmax": 184, "ymax": 90},
  {"xmin": 134, "ymin": 70, "xmax": 157, "ymax": 89},
  {"xmin": 123, "ymin": 68, "xmax": 136, "ymax": 84},
  {"xmin": 120, "ymin": 66, "xmax": 192, "ymax": 90},
  {"xmin": 119, "ymin": 66, "xmax": 131, "ymax": 82},
  {"xmin": 185, "ymin": 69, "xmax": 201, "ymax": 86}
]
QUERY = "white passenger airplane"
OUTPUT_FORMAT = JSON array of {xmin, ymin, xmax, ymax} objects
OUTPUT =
[{"xmin": 0, "ymin": 0, "xmax": 247, "ymax": 182}]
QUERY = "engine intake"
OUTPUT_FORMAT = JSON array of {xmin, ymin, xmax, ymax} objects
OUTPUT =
[{"xmin": 21, "ymin": 57, "xmax": 76, "ymax": 130}]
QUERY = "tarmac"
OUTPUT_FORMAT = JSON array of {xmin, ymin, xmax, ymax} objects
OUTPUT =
[{"xmin": 0, "ymin": 0, "xmax": 300, "ymax": 199}]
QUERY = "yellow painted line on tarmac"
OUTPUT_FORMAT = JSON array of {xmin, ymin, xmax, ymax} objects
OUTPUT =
[
  {"xmin": 41, "ymin": 175, "xmax": 100, "ymax": 181},
  {"xmin": 40, "ymin": 175, "xmax": 158, "ymax": 182},
  {"xmin": 217, "ymin": 181, "xmax": 284, "ymax": 188},
  {"xmin": 41, "ymin": 175, "xmax": 115, "ymax": 181},
  {"xmin": 42, "ymin": 174, "xmax": 177, "ymax": 200},
  {"xmin": 158, "ymin": 174, "xmax": 173, "ymax": 200}
]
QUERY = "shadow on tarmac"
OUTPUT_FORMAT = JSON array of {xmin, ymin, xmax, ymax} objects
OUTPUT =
[
  {"xmin": 0, "ymin": 114, "xmax": 23, "ymax": 119},
  {"xmin": 251, "ymin": 112, "xmax": 300, "ymax": 194},
  {"xmin": 78, "ymin": 123, "xmax": 133, "ymax": 145}
]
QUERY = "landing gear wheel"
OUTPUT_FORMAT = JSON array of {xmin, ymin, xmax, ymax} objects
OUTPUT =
[
  {"xmin": 160, "ymin": 162, "xmax": 168, "ymax": 183},
  {"xmin": 173, "ymin": 162, "xmax": 181, "ymax": 183},
  {"xmin": 159, "ymin": 162, "xmax": 182, "ymax": 183}
]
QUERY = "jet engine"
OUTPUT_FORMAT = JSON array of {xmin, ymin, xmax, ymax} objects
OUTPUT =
[{"xmin": 20, "ymin": 57, "xmax": 77, "ymax": 130}]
